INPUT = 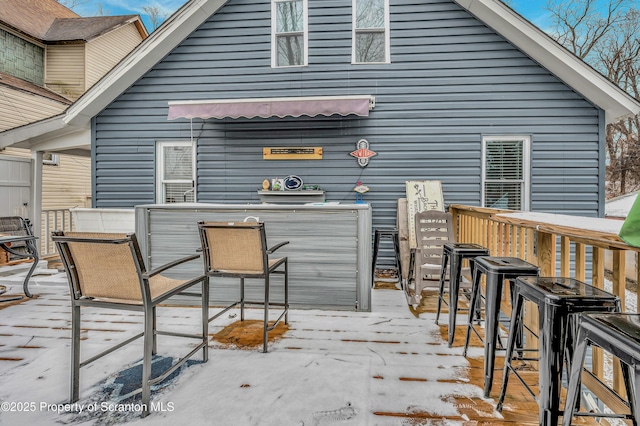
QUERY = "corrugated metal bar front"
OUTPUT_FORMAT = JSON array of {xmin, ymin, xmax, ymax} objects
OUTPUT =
[{"xmin": 135, "ymin": 204, "xmax": 371, "ymax": 311}]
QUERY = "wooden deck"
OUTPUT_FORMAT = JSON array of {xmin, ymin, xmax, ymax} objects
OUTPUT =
[
  {"xmin": 0, "ymin": 272, "xmax": 608, "ymax": 424},
  {"xmin": 414, "ymin": 285, "xmax": 606, "ymax": 426}
]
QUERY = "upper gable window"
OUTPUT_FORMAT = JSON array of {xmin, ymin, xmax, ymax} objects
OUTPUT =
[
  {"xmin": 353, "ymin": 0, "xmax": 390, "ymax": 64},
  {"xmin": 272, "ymin": 0, "xmax": 308, "ymax": 67}
]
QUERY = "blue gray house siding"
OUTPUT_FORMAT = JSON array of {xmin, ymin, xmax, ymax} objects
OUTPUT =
[{"xmin": 93, "ymin": 0, "xmax": 604, "ymax": 232}]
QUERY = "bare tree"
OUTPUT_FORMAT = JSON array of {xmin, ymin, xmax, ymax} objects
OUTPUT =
[
  {"xmin": 58, "ymin": 0, "xmax": 106, "ymax": 16},
  {"xmin": 545, "ymin": 0, "xmax": 640, "ymax": 198},
  {"xmin": 597, "ymin": 8, "xmax": 640, "ymax": 195},
  {"xmin": 142, "ymin": 5, "xmax": 169, "ymax": 31},
  {"xmin": 94, "ymin": 2, "xmax": 106, "ymax": 16},
  {"xmin": 57, "ymin": 0, "xmax": 88, "ymax": 10}
]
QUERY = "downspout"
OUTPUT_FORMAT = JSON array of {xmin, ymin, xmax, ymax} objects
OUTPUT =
[{"xmin": 91, "ymin": 116, "xmax": 97, "ymax": 208}]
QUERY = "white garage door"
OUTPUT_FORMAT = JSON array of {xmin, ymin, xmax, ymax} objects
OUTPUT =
[{"xmin": 0, "ymin": 155, "xmax": 30, "ymax": 217}]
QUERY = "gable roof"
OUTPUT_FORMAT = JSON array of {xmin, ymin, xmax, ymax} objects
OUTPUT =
[
  {"xmin": 454, "ymin": 0, "xmax": 640, "ymax": 125},
  {"xmin": 2, "ymin": 0, "xmax": 640, "ymax": 151},
  {"xmin": 43, "ymin": 15, "xmax": 144, "ymax": 42},
  {"xmin": 0, "ymin": 72, "xmax": 72, "ymax": 104},
  {"xmin": 0, "ymin": 0, "xmax": 79, "ymax": 40}
]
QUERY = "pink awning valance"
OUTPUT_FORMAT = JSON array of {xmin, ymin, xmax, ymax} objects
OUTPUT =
[{"xmin": 167, "ymin": 95, "xmax": 375, "ymax": 120}]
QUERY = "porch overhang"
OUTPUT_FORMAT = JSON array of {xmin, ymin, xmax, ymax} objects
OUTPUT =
[{"xmin": 167, "ymin": 95, "xmax": 375, "ymax": 120}]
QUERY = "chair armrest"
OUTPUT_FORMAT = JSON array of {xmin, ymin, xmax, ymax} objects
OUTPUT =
[
  {"xmin": 267, "ymin": 241, "xmax": 289, "ymax": 254},
  {"xmin": 142, "ymin": 253, "xmax": 201, "ymax": 279}
]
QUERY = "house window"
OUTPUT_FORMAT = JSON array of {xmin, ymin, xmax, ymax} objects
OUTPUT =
[
  {"xmin": 43, "ymin": 153, "xmax": 60, "ymax": 166},
  {"xmin": 272, "ymin": 0, "xmax": 308, "ymax": 67},
  {"xmin": 156, "ymin": 141, "xmax": 195, "ymax": 204},
  {"xmin": 482, "ymin": 136, "xmax": 530, "ymax": 210},
  {"xmin": 353, "ymin": 0, "xmax": 390, "ymax": 63}
]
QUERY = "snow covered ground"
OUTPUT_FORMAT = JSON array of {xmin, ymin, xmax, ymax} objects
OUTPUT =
[{"xmin": 0, "ymin": 264, "xmax": 486, "ymax": 426}]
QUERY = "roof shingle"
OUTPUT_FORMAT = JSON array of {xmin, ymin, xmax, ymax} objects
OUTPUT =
[
  {"xmin": 0, "ymin": 72, "xmax": 72, "ymax": 104},
  {"xmin": 0, "ymin": 0, "xmax": 78, "ymax": 40},
  {"xmin": 43, "ymin": 15, "xmax": 140, "ymax": 42}
]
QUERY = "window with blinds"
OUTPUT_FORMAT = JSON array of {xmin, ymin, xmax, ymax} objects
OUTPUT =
[
  {"xmin": 157, "ymin": 141, "xmax": 195, "ymax": 204},
  {"xmin": 482, "ymin": 136, "xmax": 530, "ymax": 210}
]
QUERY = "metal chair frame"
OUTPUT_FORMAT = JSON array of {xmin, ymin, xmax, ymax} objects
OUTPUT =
[
  {"xmin": 0, "ymin": 216, "xmax": 39, "ymax": 298},
  {"xmin": 53, "ymin": 231, "xmax": 208, "ymax": 417},
  {"xmin": 563, "ymin": 313, "xmax": 639, "ymax": 426},
  {"xmin": 198, "ymin": 221, "xmax": 289, "ymax": 353}
]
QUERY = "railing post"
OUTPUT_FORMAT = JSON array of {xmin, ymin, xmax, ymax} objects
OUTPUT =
[
  {"xmin": 575, "ymin": 243, "xmax": 586, "ymax": 282},
  {"xmin": 450, "ymin": 206, "xmax": 460, "ymax": 242},
  {"xmin": 43, "ymin": 211, "xmax": 50, "ymax": 255},
  {"xmin": 612, "ymin": 249, "xmax": 627, "ymax": 397},
  {"xmin": 592, "ymin": 247, "xmax": 605, "ymax": 379},
  {"xmin": 560, "ymin": 236, "xmax": 571, "ymax": 277},
  {"xmin": 536, "ymin": 230, "xmax": 556, "ymax": 276}
]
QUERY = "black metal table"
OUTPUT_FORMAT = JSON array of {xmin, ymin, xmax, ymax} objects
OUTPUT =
[
  {"xmin": 0, "ymin": 234, "xmax": 39, "ymax": 299},
  {"xmin": 496, "ymin": 276, "xmax": 620, "ymax": 426}
]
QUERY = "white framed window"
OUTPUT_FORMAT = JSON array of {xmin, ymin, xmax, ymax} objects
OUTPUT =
[
  {"xmin": 43, "ymin": 153, "xmax": 60, "ymax": 166},
  {"xmin": 156, "ymin": 141, "xmax": 196, "ymax": 204},
  {"xmin": 481, "ymin": 136, "xmax": 530, "ymax": 210},
  {"xmin": 272, "ymin": 0, "xmax": 308, "ymax": 67},
  {"xmin": 352, "ymin": 0, "xmax": 390, "ymax": 64}
]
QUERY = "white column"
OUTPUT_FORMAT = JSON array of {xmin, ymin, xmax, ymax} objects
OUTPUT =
[{"xmin": 30, "ymin": 151, "xmax": 43, "ymax": 254}]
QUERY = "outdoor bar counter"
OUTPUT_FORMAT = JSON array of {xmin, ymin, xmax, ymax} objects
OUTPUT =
[{"xmin": 135, "ymin": 203, "xmax": 372, "ymax": 311}]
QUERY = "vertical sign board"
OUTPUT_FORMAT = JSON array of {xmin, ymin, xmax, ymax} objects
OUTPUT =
[{"xmin": 406, "ymin": 181, "xmax": 445, "ymax": 248}]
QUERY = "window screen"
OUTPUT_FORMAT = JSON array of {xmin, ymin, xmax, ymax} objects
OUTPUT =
[
  {"xmin": 483, "ymin": 137, "xmax": 529, "ymax": 210},
  {"xmin": 158, "ymin": 142, "xmax": 195, "ymax": 204}
]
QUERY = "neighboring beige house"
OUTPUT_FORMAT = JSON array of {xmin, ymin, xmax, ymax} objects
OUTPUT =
[{"xmin": 0, "ymin": 0, "xmax": 147, "ymax": 251}]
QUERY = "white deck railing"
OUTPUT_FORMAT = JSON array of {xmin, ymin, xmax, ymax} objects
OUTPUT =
[{"xmin": 41, "ymin": 209, "xmax": 73, "ymax": 256}]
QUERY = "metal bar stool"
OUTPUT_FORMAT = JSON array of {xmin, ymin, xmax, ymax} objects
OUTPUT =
[
  {"xmin": 372, "ymin": 228, "xmax": 402, "ymax": 288},
  {"xmin": 435, "ymin": 243, "xmax": 489, "ymax": 348},
  {"xmin": 462, "ymin": 256, "xmax": 539, "ymax": 397},
  {"xmin": 496, "ymin": 277, "xmax": 620, "ymax": 426},
  {"xmin": 563, "ymin": 313, "xmax": 639, "ymax": 426}
]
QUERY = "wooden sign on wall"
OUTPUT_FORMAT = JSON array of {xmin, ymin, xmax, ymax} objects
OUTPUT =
[{"xmin": 263, "ymin": 147, "xmax": 323, "ymax": 160}]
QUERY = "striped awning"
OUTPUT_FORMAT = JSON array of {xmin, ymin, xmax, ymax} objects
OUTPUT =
[{"xmin": 167, "ymin": 95, "xmax": 375, "ymax": 120}]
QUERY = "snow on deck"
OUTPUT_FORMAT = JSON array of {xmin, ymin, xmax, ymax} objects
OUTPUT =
[
  {"xmin": 497, "ymin": 211, "xmax": 623, "ymax": 235},
  {"xmin": 0, "ymin": 271, "xmax": 489, "ymax": 426}
]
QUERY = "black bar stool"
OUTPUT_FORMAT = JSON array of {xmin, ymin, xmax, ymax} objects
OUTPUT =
[
  {"xmin": 462, "ymin": 256, "xmax": 539, "ymax": 397},
  {"xmin": 435, "ymin": 243, "xmax": 490, "ymax": 348},
  {"xmin": 563, "ymin": 313, "xmax": 639, "ymax": 426},
  {"xmin": 372, "ymin": 228, "xmax": 402, "ymax": 288},
  {"xmin": 496, "ymin": 277, "xmax": 620, "ymax": 426}
]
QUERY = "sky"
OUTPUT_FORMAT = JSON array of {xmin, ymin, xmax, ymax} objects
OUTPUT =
[
  {"xmin": 68, "ymin": 0, "xmax": 553, "ymax": 34},
  {"xmin": 68, "ymin": 0, "xmax": 187, "ymax": 31}
]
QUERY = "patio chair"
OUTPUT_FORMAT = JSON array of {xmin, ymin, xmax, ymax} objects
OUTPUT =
[
  {"xmin": 198, "ymin": 221, "xmax": 289, "ymax": 353},
  {"xmin": 52, "ymin": 231, "xmax": 208, "ymax": 417},
  {"xmin": 411, "ymin": 210, "xmax": 454, "ymax": 298}
]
